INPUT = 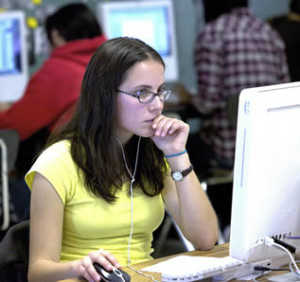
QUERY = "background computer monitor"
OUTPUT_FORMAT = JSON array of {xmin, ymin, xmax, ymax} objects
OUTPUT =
[
  {"xmin": 0, "ymin": 10, "xmax": 28, "ymax": 103},
  {"xmin": 230, "ymin": 82, "xmax": 300, "ymax": 265},
  {"xmin": 97, "ymin": 0, "xmax": 179, "ymax": 83}
]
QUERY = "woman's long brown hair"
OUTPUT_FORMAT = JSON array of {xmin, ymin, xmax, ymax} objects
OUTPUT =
[{"xmin": 47, "ymin": 38, "xmax": 167, "ymax": 203}]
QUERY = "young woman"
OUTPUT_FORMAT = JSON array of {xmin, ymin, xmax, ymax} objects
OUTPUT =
[{"xmin": 25, "ymin": 37, "xmax": 218, "ymax": 282}]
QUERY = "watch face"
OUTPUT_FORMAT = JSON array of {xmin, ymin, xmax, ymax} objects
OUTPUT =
[{"xmin": 172, "ymin": 171, "xmax": 183, "ymax": 181}]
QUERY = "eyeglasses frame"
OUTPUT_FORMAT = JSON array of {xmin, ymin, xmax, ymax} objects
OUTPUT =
[{"xmin": 117, "ymin": 89, "xmax": 172, "ymax": 104}]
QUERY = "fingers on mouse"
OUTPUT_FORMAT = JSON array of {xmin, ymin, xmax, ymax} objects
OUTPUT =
[{"xmin": 93, "ymin": 263, "xmax": 131, "ymax": 282}]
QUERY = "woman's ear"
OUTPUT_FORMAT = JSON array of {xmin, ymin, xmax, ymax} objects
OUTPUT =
[{"xmin": 51, "ymin": 29, "xmax": 66, "ymax": 47}]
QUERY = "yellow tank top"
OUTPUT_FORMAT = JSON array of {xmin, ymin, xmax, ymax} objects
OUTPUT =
[{"xmin": 25, "ymin": 140, "xmax": 165, "ymax": 266}]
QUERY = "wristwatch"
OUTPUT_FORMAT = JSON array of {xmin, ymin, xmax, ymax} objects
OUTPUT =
[{"xmin": 171, "ymin": 164, "xmax": 194, "ymax": 182}]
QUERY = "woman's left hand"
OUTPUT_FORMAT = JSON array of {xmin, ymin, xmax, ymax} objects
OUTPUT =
[
  {"xmin": 150, "ymin": 115, "xmax": 189, "ymax": 155},
  {"xmin": 0, "ymin": 102, "xmax": 10, "ymax": 112}
]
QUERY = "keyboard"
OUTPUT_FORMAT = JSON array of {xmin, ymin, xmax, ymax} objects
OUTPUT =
[{"xmin": 142, "ymin": 255, "xmax": 245, "ymax": 282}]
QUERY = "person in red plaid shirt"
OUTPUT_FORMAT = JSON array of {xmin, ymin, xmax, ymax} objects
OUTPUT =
[{"xmin": 191, "ymin": 0, "xmax": 290, "ymax": 171}]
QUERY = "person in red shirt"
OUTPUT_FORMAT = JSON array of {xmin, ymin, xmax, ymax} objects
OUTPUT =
[
  {"xmin": 0, "ymin": 3, "xmax": 106, "ymax": 221},
  {"xmin": 0, "ymin": 3, "xmax": 106, "ymax": 141}
]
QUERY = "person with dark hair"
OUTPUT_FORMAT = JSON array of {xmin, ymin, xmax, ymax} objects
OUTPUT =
[
  {"xmin": 25, "ymin": 37, "xmax": 218, "ymax": 282},
  {"xmin": 0, "ymin": 3, "xmax": 106, "ymax": 141},
  {"xmin": 269, "ymin": 0, "xmax": 300, "ymax": 82},
  {"xmin": 190, "ymin": 0, "xmax": 290, "ymax": 171},
  {"xmin": 45, "ymin": 3, "xmax": 102, "ymax": 46},
  {"xmin": 291, "ymin": 0, "xmax": 300, "ymax": 13},
  {"xmin": 202, "ymin": 0, "xmax": 229, "ymax": 23},
  {"xmin": 227, "ymin": 0, "xmax": 248, "ymax": 9},
  {"xmin": 0, "ymin": 3, "xmax": 106, "ymax": 223}
]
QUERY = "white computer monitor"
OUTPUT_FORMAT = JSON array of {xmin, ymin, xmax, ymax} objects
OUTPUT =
[
  {"xmin": 230, "ymin": 82, "xmax": 300, "ymax": 266},
  {"xmin": 97, "ymin": 0, "xmax": 179, "ymax": 82},
  {"xmin": 0, "ymin": 10, "xmax": 28, "ymax": 103}
]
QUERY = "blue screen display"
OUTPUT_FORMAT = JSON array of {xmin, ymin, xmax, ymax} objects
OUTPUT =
[
  {"xmin": 0, "ymin": 18, "xmax": 21, "ymax": 75},
  {"xmin": 106, "ymin": 6, "xmax": 171, "ymax": 56}
]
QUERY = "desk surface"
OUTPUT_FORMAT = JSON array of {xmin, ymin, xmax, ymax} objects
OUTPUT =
[
  {"xmin": 123, "ymin": 243, "xmax": 297, "ymax": 281},
  {"xmin": 61, "ymin": 243, "xmax": 298, "ymax": 281}
]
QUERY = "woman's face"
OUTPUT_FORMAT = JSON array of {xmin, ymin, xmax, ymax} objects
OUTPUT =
[{"xmin": 115, "ymin": 59, "xmax": 165, "ymax": 144}]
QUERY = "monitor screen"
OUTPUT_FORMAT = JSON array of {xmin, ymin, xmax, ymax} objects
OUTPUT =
[
  {"xmin": 0, "ymin": 11, "xmax": 28, "ymax": 103},
  {"xmin": 230, "ymin": 82, "xmax": 300, "ymax": 266},
  {"xmin": 97, "ymin": 0, "xmax": 178, "ymax": 82}
]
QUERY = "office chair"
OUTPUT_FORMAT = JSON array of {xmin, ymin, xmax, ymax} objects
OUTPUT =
[
  {"xmin": 154, "ymin": 182, "xmax": 227, "ymax": 258},
  {"xmin": 154, "ymin": 210, "xmax": 195, "ymax": 257},
  {"xmin": 0, "ymin": 129, "xmax": 20, "ymax": 230},
  {"xmin": 0, "ymin": 220, "xmax": 29, "ymax": 281}
]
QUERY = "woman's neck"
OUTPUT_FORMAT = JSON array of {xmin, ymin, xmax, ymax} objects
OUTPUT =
[{"xmin": 115, "ymin": 131, "xmax": 133, "ymax": 145}]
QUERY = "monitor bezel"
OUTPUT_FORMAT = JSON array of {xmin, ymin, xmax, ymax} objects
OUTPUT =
[{"xmin": 230, "ymin": 82, "xmax": 300, "ymax": 265}]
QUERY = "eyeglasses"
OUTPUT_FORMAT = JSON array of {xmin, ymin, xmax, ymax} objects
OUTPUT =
[{"xmin": 117, "ymin": 89, "xmax": 173, "ymax": 104}]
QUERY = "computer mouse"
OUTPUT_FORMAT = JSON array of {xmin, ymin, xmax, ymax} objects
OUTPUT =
[{"xmin": 93, "ymin": 263, "xmax": 131, "ymax": 282}]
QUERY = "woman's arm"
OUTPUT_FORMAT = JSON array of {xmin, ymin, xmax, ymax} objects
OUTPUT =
[
  {"xmin": 162, "ymin": 154, "xmax": 218, "ymax": 250},
  {"xmin": 29, "ymin": 172, "xmax": 77, "ymax": 281},
  {"xmin": 151, "ymin": 115, "xmax": 218, "ymax": 250},
  {"xmin": 29, "ymin": 173, "xmax": 120, "ymax": 282}
]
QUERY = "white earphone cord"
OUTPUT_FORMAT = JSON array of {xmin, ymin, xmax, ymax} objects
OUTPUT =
[
  {"xmin": 117, "ymin": 137, "xmax": 158, "ymax": 282},
  {"xmin": 116, "ymin": 136, "xmax": 141, "ymax": 264}
]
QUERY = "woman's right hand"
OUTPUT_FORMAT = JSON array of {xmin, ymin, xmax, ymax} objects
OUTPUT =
[{"xmin": 76, "ymin": 249, "xmax": 121, "ymax": 281}]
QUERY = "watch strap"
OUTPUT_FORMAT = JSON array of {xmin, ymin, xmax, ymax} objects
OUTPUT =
[
  {"xmin": 171, "ymin": 164, "xmax": 194, "ymax": 181},
  {"xmin": 181, "ymin": 164, "xmax": 194, "ymax": 177}
]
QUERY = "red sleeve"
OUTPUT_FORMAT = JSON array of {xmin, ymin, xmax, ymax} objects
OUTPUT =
[{"xmin": 0, "ymin": 58, "xmax": 82, "ymax": 140}]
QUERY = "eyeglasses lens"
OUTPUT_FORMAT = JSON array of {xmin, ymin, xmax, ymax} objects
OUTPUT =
[{"xmin": 140, "ymin": 90, "xmax": 171, "ymax": 104}]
